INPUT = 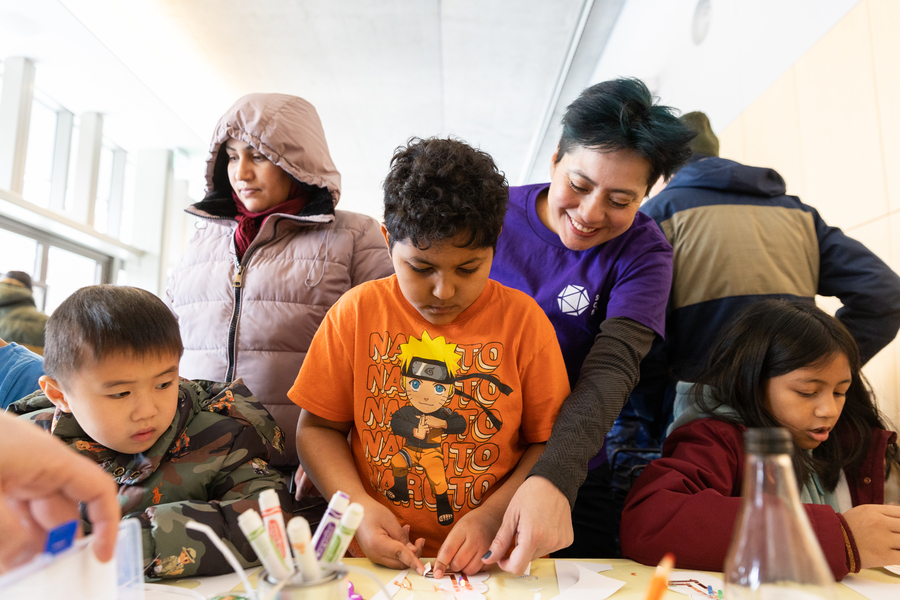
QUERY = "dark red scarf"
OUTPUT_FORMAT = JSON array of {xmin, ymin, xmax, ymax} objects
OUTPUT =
[{"xmin": 232, "ymin": 180, "xmax": 307, "ymax": 260}]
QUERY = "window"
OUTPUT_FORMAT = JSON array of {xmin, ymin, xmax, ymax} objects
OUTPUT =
[
  {"xmin": 0, "ymin": 215, "xmax": 113, "ymax": 314},
  {"xmin": 44, "ymin": 247, "xmax": 104, "ymax": 313},
  {"xmin": 21, "ymin": 98, "xmax": 58, "ymax": 207},
  {"xmin": 94, "ymin": 141, "xmax": 115, "ymax": 234},
  {"xmin": 120, "ymin": 157, "xmax": 136, "ymax": 245},
  {"xmin": 64, "ymin": 118, "xmax": 80, "ymax": 214}
]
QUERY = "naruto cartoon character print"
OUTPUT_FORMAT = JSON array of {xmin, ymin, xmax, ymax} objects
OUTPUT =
[{"xmin": 384, "ymin": 332, "xmax": 508, "ymax": 526}]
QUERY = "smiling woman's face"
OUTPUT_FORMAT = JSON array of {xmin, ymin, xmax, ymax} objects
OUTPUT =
[
  {"xmin": 224, "ymin": 137, "xmax": 293, "ymax": 212},
  {"xmin": 537, "ymin": 146, "xmax": 651, "ymax": 251}
]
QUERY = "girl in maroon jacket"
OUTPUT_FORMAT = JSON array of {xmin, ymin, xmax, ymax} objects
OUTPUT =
[{"xmin": 620, "ymin": 300, "xmax": 900, "ymax": 579}]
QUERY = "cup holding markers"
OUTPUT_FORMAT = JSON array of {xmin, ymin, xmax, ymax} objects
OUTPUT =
[{"xmin": 257, "ymin": 567, "xmax": 348, "ymax": 600}]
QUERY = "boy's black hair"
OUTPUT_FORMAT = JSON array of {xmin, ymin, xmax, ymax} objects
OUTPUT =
[
  {"xmin": 557, "ymin": 78, "xmax": 695, "ymax": 190},
  {"xmin": 44, "ymin": 285, "xmax": 184, "ymax": 382},
  {"xmin": 688, "ymin": 299, "xmax": 898, "ymax": 490},
  {"xmin": 383, "ymin": 137, "xmax": 508, "ymax": 250}
]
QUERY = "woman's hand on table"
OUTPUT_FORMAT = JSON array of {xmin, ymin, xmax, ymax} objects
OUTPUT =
[
  {"xmin": 355, "ymin": 499, "xmax": 426, "ymax": 574},
  {"xmin": 433, "ymin": 503, "xmax": 504, "ymax": 578},
  {"xmin": 481, "ymin": 476, "xmax": 573, "ymax": 574},
  {"xmin": 842, "ymin": 503, "xmax": 900, "ymax": 569}
]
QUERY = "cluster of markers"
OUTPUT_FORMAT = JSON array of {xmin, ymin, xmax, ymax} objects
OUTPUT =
[{"xmin": 237, "ymin": 489, "xmax": 362, "ymax": 583}]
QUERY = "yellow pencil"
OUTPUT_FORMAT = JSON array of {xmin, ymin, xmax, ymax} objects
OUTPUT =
[{"xmin": 644, "ymin": 553, "xmax": 675, "ymax": 600}]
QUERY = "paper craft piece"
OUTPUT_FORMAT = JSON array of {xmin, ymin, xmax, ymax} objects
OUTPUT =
[
  {"xmin": 424, "ymin": 563, "xmax": 433, "ymax": 576},
  {"xmin": 885, "ymin": 565, "xmax": 900, "ymax": 576},
  {"xmin": 434, "ymin": 571, "xmax": 489, "ymax": 595},
  {"xmin": 666, "ymin": 571, "xmax": 725, "ymax": 600},
  {"xmin": 554, "ymin": 561, "xmax": 613, "ymax": 594},
  {"xmin": 551, "ymin": 564, "xmax": 625, "ymax": 600},
  {"xmin": 842, "ymin": 574, "xmax": 900, "ymax": 600},
  {"xmin": 371, "ymin": 568, "xmax": 411, "ymax": 600},
  {"xmin": 525, "ymin": 562, "xmax": 532, "ymax": 576}
]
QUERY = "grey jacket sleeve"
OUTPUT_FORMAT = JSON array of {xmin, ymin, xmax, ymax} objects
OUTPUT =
[{"xmin": 528, "ymin": 317, "xmax": 656, "ymax": 508}]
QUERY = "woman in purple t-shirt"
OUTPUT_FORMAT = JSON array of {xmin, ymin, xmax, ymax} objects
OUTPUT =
[{"xmin": 481, "ymin": 78, "xmax": 694, "ymax": 572}]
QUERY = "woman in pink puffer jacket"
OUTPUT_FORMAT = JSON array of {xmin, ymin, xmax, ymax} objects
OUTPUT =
[{"xmin": 166, "ymin": 94, "xmax": 393, "ymax": 471}]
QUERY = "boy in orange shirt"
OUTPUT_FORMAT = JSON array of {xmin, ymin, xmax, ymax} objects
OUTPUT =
[{"xmin": 289, "ymin": 137, "xmax": 570, "ymax": 576}]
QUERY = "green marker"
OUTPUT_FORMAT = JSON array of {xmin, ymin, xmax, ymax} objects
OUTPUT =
[{"xmin": 320, "ymin": 503, "xmax": 365, "ymax": 570}]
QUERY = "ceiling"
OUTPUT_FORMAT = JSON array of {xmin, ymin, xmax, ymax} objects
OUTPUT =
[{"xmin": 0, "ymin": 0, "xmax": 859, "ymax": 220}]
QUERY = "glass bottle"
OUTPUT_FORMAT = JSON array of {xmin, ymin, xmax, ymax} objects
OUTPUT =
[{"xmin": 723, "ymin": 428, "xmax": 837, "ymax": 600}]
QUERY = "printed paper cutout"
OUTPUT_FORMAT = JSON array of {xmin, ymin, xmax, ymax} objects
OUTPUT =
[
  {"xmin": 371, "ymin": 568, "xmax": 411, "ymax": 600},
  {"xmin": 666, "ymin": 571, "xmax": 725, "ymax": 600},
  {"xmin": 376, "ymin": 569, "xmax": 490, "ymax": 600}
]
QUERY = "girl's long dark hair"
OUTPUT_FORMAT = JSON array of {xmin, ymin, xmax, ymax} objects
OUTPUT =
[{"xmin": 689, "ymin": 299, "xmax": 898, "ymax": 489}]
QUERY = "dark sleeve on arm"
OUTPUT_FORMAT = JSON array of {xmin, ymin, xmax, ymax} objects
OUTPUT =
[
  {"xmin": 528, "ymin": 317, "xmax": 655, "ymax": 507},
  {"xmin": 815, "ymin": 209, "xmax": 900, "ymax": 364}
]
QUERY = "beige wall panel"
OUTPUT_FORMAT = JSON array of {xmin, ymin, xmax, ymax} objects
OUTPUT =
[
  {"xmin": 794, "ymin": 3, "xmax": 887, "ymax": 229},
  {"xmin": 868, "ymin": 0, "xmax": 900, "ymax": 213},
  {"xmin": 718, "ymin": 115, "xmax": 745, "ymax": 164},
  {"xmin": 740, "ymin": 67, "xmax": 806, "ymax": 200},
  {"xmin": 827, "ymin": 217, "xmax": 899, "ymax": 426}
]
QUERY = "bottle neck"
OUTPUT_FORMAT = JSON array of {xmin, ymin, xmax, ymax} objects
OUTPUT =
[{"xmin": 743, "ymin": 452, "xmax": 804, "ymax": 510}]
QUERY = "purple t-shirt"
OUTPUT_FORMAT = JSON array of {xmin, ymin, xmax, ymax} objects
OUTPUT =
[{"xmin": 491, "ymin": 183, "xmax": 673, "ymax": 388}]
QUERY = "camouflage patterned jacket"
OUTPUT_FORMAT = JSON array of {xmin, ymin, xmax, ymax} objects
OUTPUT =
[{"xmin": 10, "ymin": 378, "xmax": 290, "ymax": 579}]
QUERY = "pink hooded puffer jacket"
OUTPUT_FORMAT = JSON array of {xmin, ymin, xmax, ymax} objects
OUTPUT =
[{"xmin": 166, "ymin": 93, "xmax": 393, "ymax": 468}]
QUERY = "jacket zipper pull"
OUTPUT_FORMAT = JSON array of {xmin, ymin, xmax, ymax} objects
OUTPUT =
[{"xmin": 233, "ymin": 266, "xmax": 244, "ymax": 288}]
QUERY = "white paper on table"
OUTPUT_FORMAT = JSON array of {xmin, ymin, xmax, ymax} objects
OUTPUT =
[
  {"xmin": 841, "ymin": 574, "xmax": 900, "ymax": 600},
  {"xmin": 550, "ymin": 564, "xmax": 625, "ymax": 600},
  {"xmin": 554, "ymin": 561, "xmax": 613, "ymax": 594},
  {"xmin": 666, "ymin": 570, "xmax": 725, "ymax": 600},
  {"xmin": 371, "ymin": 568, "xmax": 411, "ymax": 600},
  {"xmin": 0, "ymin": 537, "xmax": 117, "ymax": 600}
]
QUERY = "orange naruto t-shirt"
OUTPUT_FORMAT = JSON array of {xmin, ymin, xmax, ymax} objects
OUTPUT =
[{"xmin": 289, "ymin": 275, "xmax": 570, "ymax": 555}]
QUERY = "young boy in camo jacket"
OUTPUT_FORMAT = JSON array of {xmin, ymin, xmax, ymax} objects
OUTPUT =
[{"xmin": 9, "ymin": 285, "xmax": 289, "ymax": 578}]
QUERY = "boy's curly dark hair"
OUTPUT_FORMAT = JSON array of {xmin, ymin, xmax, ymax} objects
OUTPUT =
[{"xmin": 383, "ymin": 137, "xmax": 508, "ymax": 250}]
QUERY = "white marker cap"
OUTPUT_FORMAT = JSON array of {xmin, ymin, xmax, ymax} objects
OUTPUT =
[
  {"xmin": 340, "ymin": 503, "xmax": 365, "ymax": 530},
  {"xmin": 259, "ymin": 488, "xmax": 280, "ymax": 510},
  {"xmin": 287, "ymin": 516, "xmax": 312, "ymax": 540},
  {"xmin": 238, "ymin": 508, "xmax": 264, "ymax": 531}
]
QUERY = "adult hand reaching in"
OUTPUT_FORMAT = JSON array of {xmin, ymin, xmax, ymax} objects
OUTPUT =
[
  {"xmin": 480, "ymin": 476, "xmax": 573, "ymax": 574},
  {"xmin": 0, "ymin": 412, "xmax": 120, "ymax": 572}
]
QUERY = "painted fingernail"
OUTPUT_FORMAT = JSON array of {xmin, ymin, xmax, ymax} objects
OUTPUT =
[{"xmin": 481, "ymin": 550, "xmax": 492, "ymax": 560}]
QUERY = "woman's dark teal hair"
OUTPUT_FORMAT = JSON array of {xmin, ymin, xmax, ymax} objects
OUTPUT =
[{"xmin": 557, "ymin": 78, "xmax": 695, "ymax": 192}]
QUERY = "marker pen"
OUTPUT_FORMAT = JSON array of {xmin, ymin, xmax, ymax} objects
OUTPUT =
[
  {"xmin": 311, "ymin": 490, "xmax": 350, "ymax": 559},
  {"xmin": 238, "ymin": 509, "xmax": 293, "ymax": 581},
  {"xmin": 319, "ymin": 502, "xmax": 365, "ymax": 570},
  {"xmin": 259, "ymin": 489, "xmax": 294, "ymax": 573},
  {"xmin": 286, "ymin": 516, "xmax": 321, "ymax": 582}
]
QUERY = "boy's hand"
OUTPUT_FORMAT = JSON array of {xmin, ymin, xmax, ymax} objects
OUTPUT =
[
  {"xmin": 433, "ymin": 503, "xmax": 504, "ymax": 578},
  {"xmin": 481, "ymin": 476, "xmax": 573, "ymax": 574},
  {"xmin": 356, "ymin": 499, "xmax": 426, "ymax": 574},
  {"xmin": 842, "ymin": 504, "xmax": 900, "ymax": 569},
  {"xmin": 292, "ymin": 466, "xmax": 321, "ymax": 501}
]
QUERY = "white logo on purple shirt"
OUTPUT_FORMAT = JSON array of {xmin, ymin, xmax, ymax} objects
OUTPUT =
[{"xmin": 557, "ymin": 284, "xmax": 590, "ymax": 316}]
